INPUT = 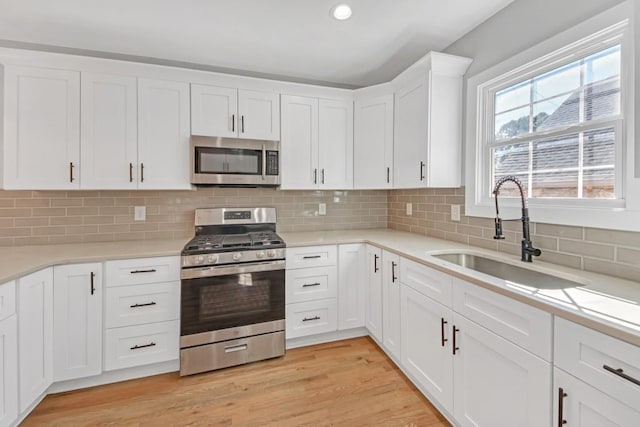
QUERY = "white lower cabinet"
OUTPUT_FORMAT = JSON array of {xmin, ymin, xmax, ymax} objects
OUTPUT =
[
  {"xmin": 104, "ymin": 320, "xmax": 180, "ymax": 371},
  {"xmin": 53, "ymin": 263, "xmax": 103, "ymax": 381},
  {"xmin": 18, "ymin": 268, "xmax": 54, "ymax": 412},
  {"xmin": 337, "ymin": 244, "xmax": 366, "ymax": 330},
  {"xmin": 105, "ymin": 281, "xmax": 180, "ymax": 328},
  {"xmin": 285, "ymin": 299, "xmax": 338, "ymax": 339},
  {"xmin": 554, "ymin": 368, "xmax": 640, "ymax": 427},
  {"xmin": 0, "ymin": 314, "xmax": 17, "ymax": 427},
  {"xmin": 382, "ymin": 250, "xmax": 401, "ymax": 360},
  {"xmin": 365, "ymin": 245, "xmax": 383, "ymax": 342},
  {"xmin": 401, "ymin": 284, "xmax": 453, "ymax": 413},
  {"xmin": 452, "ymin": 314, "xmax": 551, "ymax": 427}
]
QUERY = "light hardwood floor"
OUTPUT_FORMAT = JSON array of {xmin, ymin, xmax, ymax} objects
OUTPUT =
[{"xmin": 23, "ymin": 337, "xmax": 450, "ymax": 426}]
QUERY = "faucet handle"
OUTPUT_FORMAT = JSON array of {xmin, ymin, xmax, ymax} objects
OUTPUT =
[{"xmin": 493, "ymin": 218, "xmax": 505, "ymax": 240}]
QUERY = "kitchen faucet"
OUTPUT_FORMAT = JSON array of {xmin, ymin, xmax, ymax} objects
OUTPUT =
[{"xmin": 492, "ymin": 175, "xmax": 541, "ymax": 262}]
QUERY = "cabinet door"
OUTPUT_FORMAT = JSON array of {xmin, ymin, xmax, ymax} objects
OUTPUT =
[
  {"xmin": 81, "ymin": 72, "xmax": 138, "ymax": 189},
  {"xmin": 354, "ymin": 94, "xmax": 394, "ymax": 189},
  {"xmin": 338, "ymin": 244, "xmax": 366, "ymax": 330},
  {"xmin": 3, "ymin": 66, "xmax": 80, "ymax": 189},
  {"xmin": 452, "ymin": 314, "xmax": 552, "ymax": 427},
  {"xmin": 382, "ymin": 250, "xmax": 401, "ymax": 360},
  {"xmin": 554, "ymin": 368, "xmax": 640, "ymax": 427},
  {"xmin": 53, "ymin": 263, "xmax": 102, "ymax": 382},
  {"xmin": 393, "ymin": 75, "xmax": 428, "ymax": 188},
  {"xmin": 401, "ymin": 285, "xmax": 453, "ymax": 413},
  {"xmin": 280, "ymin": 95, "xmax": 318, "ymax": 189},
  {"xmin": 238, "ymin": 89, "xmax": 280, "ymax": 140},
  {"xmin": 318, "ymin": 99, "xmax": 354, "ymax": 189},
  {"xmin": 0, "ymin": 315, "xmax": 17, "ymax": 427},
  {"xmin": 365, "ymin": 245, "xmax": 383, "ymax": 342},
  {"xmin": 138, "ymin": 78, "xmax": 191, "ymax": 189},
  {"xmin": 190, "ymin": 84, "xmax": 238, "ymax": 138},
  {"xmin": 18, "ymin": 268, "xmax": 53, "ymax": 413}
]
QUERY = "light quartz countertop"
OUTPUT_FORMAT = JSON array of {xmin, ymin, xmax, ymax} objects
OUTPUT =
[{"xmin": 1, "ymin": 228, "xmax": 638, "ymax": 347}]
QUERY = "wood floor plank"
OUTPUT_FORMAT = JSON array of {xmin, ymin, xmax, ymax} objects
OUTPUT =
[{"xmin": 23, "ymin": 337, "xmax": 451, "ymax": 427}]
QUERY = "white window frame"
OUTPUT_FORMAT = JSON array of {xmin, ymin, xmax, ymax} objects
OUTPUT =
[{"xmin": 465, "ymin": 1, "xmax": 639, "ymax": 232}]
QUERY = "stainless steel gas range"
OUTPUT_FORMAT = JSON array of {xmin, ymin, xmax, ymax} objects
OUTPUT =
[{"xmin": 179, "ymin": 207, "xmax": 285, "ymax": 376}]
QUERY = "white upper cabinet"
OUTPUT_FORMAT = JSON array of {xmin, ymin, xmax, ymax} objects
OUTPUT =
[
  {"xmin": 392, "ymin": 52, "xmax": 471, "ymax": 188},
  {"xmin": 280, "ymin": 95, "xmax": 353, "ymax": 190},
  {"xmin": 2, "ymin": 65, "xmax": 80, "ymax": 190},
  {"xmin": 81, "ymin": 72, "xmax": 138, "ymax": 189},
  {"xmin": 138, "ymin": 78, "xmax": 191, "ymax": 190},
  {"xmin": 191, "ymin": 84, "xmax": 279, "ymax": 140},
  {"xmin": 354, "ymin": 91, "xmax": 394, "ymax": 189}
]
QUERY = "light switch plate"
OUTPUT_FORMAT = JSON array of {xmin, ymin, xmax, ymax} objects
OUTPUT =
[
  {"xmin": 318, "ymin": 203, "xmax": 326, "ymax": 216},
  {"xmin": 451, "ymin": 204, "xmax": 461, "ymax": 221},
  {"xmin": 406, "ymin": 203, "xmax": 412, "ymax": 216},
  {"xmin": 134, "ymin": 206, "xmax": 146, "ymax": 221}
]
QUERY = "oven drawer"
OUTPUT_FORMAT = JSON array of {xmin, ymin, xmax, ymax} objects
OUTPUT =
[
  {"xmin": 180, "ymin": 331, "xmax": 285, "ymax": 376},
  {"xmin": 286, "ymin": 245, "xmax": 337, "ymax": 269},
  {"xmin": 105, "ymin": 281, "xmax": 180, "ymax": 328},
  {"xmin": 0, "ymin": 280, "xmax": 16, "ymax": 321},
  {"xmin": 286, "ymin": 266, "xmax": 337, "ymax": 304},
  {"xmin": 104, "ymin": 320, "xmax": 179, "ymax": 371},
  {"xmin": 105, "ymin": 256, "xmax": 180, "ymax": 287},
  {"xmin": 286, "ymin": 299, "xmax": 337, "ymax": 339}
]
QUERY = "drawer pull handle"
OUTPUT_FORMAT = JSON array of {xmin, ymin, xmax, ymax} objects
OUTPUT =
[
  {"xmin": 130, "ymin": 342, "xmax": 156, "ymax": 350},
  {"xmin": 130, "ymin": 269, "xmax": 157, "ymax": 274},
  {"xmin": 302, "ymin": 316, "xmax": 320, "ymax": 322},
  {"xmin": 441, "ymin": 318, "xmax": 448, "ymax": 347},
  {"xmin": 302, "ymin": 282, "xmax": 321, "ymax": 288},
  {"xmin": 452, "ymin": 325, "xmax": 460, "ymax": 355},
  {"xmin": 130, "ymin": 302, "xmax": 157, "ymax": 308},
  {"xmin": 225, "ymin": 344, "xmax": 248, "ymax": 353},
  {"xmin": 302, "ymin": 255, "xmax": 322, "ymax": 259},
  {"xmin": 603, "ymin": 365, "xmax": 640, "ymax": 386},
  {"xmin": 558, "ymin": 387, "xmax": 567, "ymax": 426}
]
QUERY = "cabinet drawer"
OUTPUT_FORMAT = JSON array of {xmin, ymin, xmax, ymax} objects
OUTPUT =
[
  {"xmin": 286, "ymin": 246, "xmax": 337, "ymax": 269},
  {"xmin": 0, "ymin": 281, "xmax": 16, "ymax": 321},
  {"xmin": 286, "ymin": 299, "xmax": 337, "ymax": 339},
  {"xmin": 105, "ymin": 256, "xmax": 180, "ymax": 287},
  {"xmin": 400, "ymin": 258, "xmax": 452, "ymax": 307},
  {"xmin": 452, "ymin": 278, "xmax": 552, "ymax": 361},
  {"xmin": 286, "ymin": 266, "xmax": 337, "ymax": 303},
  {"xmin": 555, "ymin": 317, "xmax": 640, "ymax": 409},
  {"xmin": 105, "ymin": 281, "xmax": 180, "ymax": 328},
  {"xmin": 104, "ymin": 320, "xmax": 179, "ymax": 371}
]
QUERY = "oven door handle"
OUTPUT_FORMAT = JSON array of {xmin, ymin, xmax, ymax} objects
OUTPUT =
[{"xmin": 181, "ymin": 260, "xmax": 286, "ymax": 279}]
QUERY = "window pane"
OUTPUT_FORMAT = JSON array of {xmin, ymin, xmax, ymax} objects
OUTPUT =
[
  {"xmin": 532, "ymin": 170, "xmax": 578, "ymax": 198},
  {"xmin": 584, "ymin": 127, "xmax": 615, "ymax": 167},
  {"xmin": 584, "ymin": 79, "xmax": 620, "ymax": 121},
  {"xmin": 495, "ymin": 81, "xmax": 531, "ymax": 114},
  {"xmin": 533, "ymin": 62, "xmax": 580, "ymax": 101},
  {"xmin": 494, "ymin": 142, "xmax": 530, "ymax": 176},
  {"xmin": 533, "ymin": 134, "xmax": 579, "ymax": 171},
  {"xmin": 583, "ymin": 169, "xmax": 615, "ymax": 199},
  {"xmin": 495, "ymin": 107, "xmax": 530, "ymax": 140},
  {"xmin": 585, "ymin": 45, "xmax": 620, "ymax": 85},
  {"xmin": 533, "ymin": 94, "xmax": 579, "ymax": 131}
]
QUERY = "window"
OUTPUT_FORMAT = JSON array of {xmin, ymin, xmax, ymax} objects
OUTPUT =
[
  {"xmin": 465, "ymin": 2, "xmax": 639, "ymax": 232},
  {"xmin": 490, "ymin": 45, "xmax": 621, "ymax": 200}
]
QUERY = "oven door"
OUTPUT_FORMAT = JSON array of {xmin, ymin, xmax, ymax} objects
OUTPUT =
[{"xmin": 180, "ymin": 260, "xmax": 285, "ymax": 344}]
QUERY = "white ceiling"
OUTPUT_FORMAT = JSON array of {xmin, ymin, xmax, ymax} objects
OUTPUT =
[{"xmin": 0, "ymin": 0, "xmax": 515, "ymax": 88}]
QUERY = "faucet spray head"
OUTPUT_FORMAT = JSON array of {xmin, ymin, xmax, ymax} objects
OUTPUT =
[{"xmin": 493, "ymin": 217, "xmax": 505, "ymax": 240}]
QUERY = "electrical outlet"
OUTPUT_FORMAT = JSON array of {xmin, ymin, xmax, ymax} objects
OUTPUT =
[
  {"xmin": 318, "ymin": 203, "xmax": 326, "ymax": 216},
  {"xmin": 134, "ymin": 206, "xmax": 146, "ymax": 221},
  {"xmin": 406, "ymin": 203, "xmax": 412, "ymax": 216},
  {"xmin": 451, "ymin": 204, "xmax": 461, "ymax": 221}
]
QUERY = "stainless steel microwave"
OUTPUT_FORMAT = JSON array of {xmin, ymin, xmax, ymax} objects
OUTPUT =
[{"xmin": 190, "ymin": 136, "xmax": 280, "ymax": 186}]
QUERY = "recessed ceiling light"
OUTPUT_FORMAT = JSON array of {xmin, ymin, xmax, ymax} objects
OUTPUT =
[{"xmin": 331, "ymin": 4, "xmax": 352, "ymax": 21}]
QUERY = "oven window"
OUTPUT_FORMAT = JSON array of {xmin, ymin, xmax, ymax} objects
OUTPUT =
[
  {"xmin": 196, "ymin": 147, "xmax": 261, "ymax": 175},
  {"xmin": 181, "ymin": 268, "xmax": 284, "ymax": 336}
]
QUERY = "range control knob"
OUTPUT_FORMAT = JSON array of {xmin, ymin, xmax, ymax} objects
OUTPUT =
[
  {"xmin": 195, "ymin": 255, "xmax": 205, "ymax": 265},
  {"xmin": 207, "ymin": 255, "xmax": 219, "ymax": 264},
  {"xmin": 256, "ymin": 251, "xmax": 266, "ymax": 259},
  {"xmin": 266, "ymin": 250, "xmax": 276, "ymax": 258},
  {"xmin": 232, "ymin": 252, "xmax": 243, "ymax": 261}
]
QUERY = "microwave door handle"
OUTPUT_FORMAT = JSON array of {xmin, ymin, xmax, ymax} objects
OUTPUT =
[{"xmin": 262, "ymin": 145, "xmax": 266, "ymax": 181}]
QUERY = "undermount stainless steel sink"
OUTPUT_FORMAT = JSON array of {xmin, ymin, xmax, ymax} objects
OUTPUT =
[{"xmin": 432, "ymin": 253, "xmax": 585, "ymax": 290}]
